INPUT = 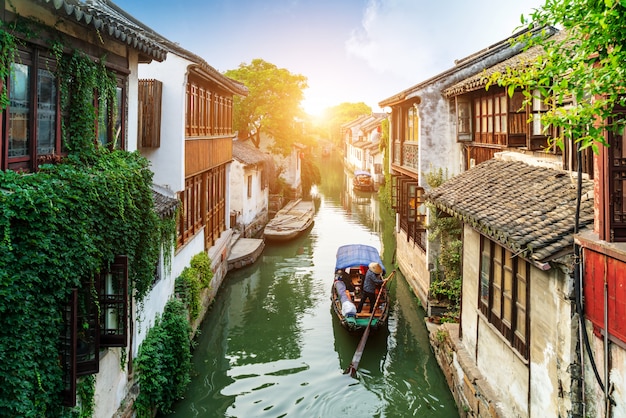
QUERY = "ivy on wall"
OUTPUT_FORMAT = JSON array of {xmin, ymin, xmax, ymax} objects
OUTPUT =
[
  {"xmin": 175, "ymin": 251, "xmax": 214, "ymax": 321},
  {"xmin": 0, "ymin": 26, "xmax": 176, "ymax": 416},
  {"xmin": 425, "ymin": 168, "xmax": 462, "ymax": 315},
  {"xmin": 134, "ymin": 299, "xmax": 192, "ymax": 417}
]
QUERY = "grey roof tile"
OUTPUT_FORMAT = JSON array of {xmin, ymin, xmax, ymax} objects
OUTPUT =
[
  {"xmin": 233, "ymin": 140, "xmax": 271, "ymax": 165},
  {"xmin": 152, "ymin": 189, "xmax": 178, "ymax": 219},
  {"xmin": 425, "ymin": 159, "xmax": 594, "ymax": 263}
]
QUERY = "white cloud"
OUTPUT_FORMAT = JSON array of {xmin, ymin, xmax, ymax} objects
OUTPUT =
[{"xmin": 346, "ymin": 0, "xmax": 545, "ymax": 83}]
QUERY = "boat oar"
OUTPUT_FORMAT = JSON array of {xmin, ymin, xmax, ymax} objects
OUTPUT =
[{"xmin": 344, "ymin": 270, "xmax": 396, "ymax": 377}]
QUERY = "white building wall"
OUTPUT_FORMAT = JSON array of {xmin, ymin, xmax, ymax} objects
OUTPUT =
[
  {"xmin": 461, "ymin": 227, "xmax": 575, "ymax": 418},
  {"xmin": 230, "ymin": 161, "xmax": 245, "ymax": 218},
  {"xmin": 138, "ymin": 54, "xmax": 188, "ymax": 192}
]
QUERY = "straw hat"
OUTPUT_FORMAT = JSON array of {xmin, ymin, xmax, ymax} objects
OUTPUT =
[{"xmin": 368, "ymin": 262, "xmax": 382, "ymax": 274}]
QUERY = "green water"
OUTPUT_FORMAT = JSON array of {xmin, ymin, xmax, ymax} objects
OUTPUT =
[{"xmin": 161, "ymin": 155, "xmax": 458, "ymax": 418}]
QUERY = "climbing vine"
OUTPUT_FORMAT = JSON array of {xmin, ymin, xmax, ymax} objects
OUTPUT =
[
  {"xmin": 175, "ymin": 251, "xmax": 214, "ymax": 320},
  {"xmin": 72, "ymin": 376, "xmax": 95, "ymax": 418},
  {"xmin": 0, "ymin": 24, "xmax": 176, "ymax": 417},
  {"xmin": 425, "ymin": 168, "xmax": 462, "ymax": 313},
  {"xmin": 134, "ymin": 299, "xmax": 192, "ymax": 417},
  {"xmin": 0, "ymin": 23, "xmax": 17, "ymax": 109}
]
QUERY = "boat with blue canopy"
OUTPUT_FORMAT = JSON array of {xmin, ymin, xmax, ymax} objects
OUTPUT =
[{"xmin": 330, "ymin": 244, "xmax": 390, "ymax": 332}]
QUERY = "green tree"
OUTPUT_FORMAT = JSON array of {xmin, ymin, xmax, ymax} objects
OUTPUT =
[
  {"xmin": 490, "ymin": 0, "xmax": 626, "ymax": 153},
  {"xmin": 321, "ymin": 102, "xmax": 371, "ymax": 145},
  {"xmin": 225, "ymin": 59, "xmax": 308, "ymax": 156}
]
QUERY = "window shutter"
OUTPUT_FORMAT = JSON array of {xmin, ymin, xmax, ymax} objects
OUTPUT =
[
  {"xmin": 76, "ymin": 278, "xmax": 100, "ymax": 376},
  {"xmin": 138, "ymin": 79, "xmax": 162, "ymax": 148},
  {"xmin": 100, "ymin": 255, "xmax": 128, "ymax": 347},
  {"xmin": 61, "ymin": 289, "xmax": 77, "ymax": 407}
]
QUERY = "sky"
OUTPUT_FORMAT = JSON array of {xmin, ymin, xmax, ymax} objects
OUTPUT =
[{"xmin": 113, "ymin": 0, "xmax": 546, "ymax": 117}]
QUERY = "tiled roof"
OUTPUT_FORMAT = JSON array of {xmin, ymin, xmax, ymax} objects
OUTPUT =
[
  {"xmin": 152, "ymin": 188, "xmax": 178, "ymax": 219},
  {"xmin": 233, "ymin": 140, "xmax": 270, "ymax": 165},
  {"xmin": 38, "ymin": 0, "xmax": 168, "ymax": 61},
  {"xmin": 425, "ymin": 158, "xmax": 594, "ymax": 264},
  {"xmin": 443, "ymin": 30, "xmax": 568, "ymax": 98}
]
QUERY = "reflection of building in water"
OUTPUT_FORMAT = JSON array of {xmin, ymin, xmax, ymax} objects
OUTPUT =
[{"xmin": 341, "ymin": 167, "xmax": 383, "ymax": 234}]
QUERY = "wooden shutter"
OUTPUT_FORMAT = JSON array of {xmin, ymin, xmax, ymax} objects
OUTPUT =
[
  {"xmin": 61, "ymin": 289, "xmax": 77, "ymax": 406},
  {"xmin": 76, "ymin": 278, "xmax": 100, "ymax": 376},
  {"xmin": 138, "ymin": 79, "xmax": 162, "ymax": 148}
]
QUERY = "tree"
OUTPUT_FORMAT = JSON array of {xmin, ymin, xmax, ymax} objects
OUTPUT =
[
  {"xmin": 225, "ymin": 59, "xmax": 308, "ymax": 156},
  {"xmin": 321, "ymin": 102, "xmax": 372, "ymax": 145},
  {"xmin": 489, "ymin": 0, "xmax": 626, "ymax": 153}
]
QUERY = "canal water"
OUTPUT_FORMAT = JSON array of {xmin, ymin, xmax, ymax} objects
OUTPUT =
[{"xmin": 161, "ymin": 155, "xmax": 458, "ymax": 418}]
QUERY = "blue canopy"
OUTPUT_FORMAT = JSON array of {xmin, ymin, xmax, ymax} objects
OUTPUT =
[
  {"xmin": 335, "ymin": 244, "xmax": 385, "ymax": 274},
  {"xmin": 354, "ymin": 170, "xmax": 371, "ymax": 177}
]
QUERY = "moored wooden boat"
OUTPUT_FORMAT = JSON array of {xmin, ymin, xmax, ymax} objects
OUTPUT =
[
  {"xmin": 352, "ymin": 170, "xmax": 374, "ymax": 192},
  {"xmin": 330, "ymin": 244, "xmax": 389, "ymax": 332},
  {"xmin": 263, "ymin": 199, "xmax": 315, "ymax": 242}
]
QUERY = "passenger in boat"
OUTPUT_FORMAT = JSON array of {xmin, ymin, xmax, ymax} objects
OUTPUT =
[
  {"xmin": 335, "ymin": 270, "xmax": 357, "ymax": 317},
  {"xmin": 337, "ymin": 269, "xmax": 355, "ymax": 292},
  {"xmin": 357, "ymin": 262, "xmax": 384, "ymax": 313}
]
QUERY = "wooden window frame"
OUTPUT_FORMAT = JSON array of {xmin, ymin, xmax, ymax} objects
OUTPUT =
[
  {"xmin": 478, "ymin": 235, "xmax": 529, "ymax": 359},
  {"xmin": 99, "ymin": 255, "xmax": 128, "ymax": 347},
  {"xmin": 394, "ymin": 176, "xmax": 426, "ymax": 249},
  {"xmin": 3, "ymin": 48, "xmax": 62, "ymax": 171},
  {"xmin": 76, "ymin": 277, "xmax": 100, "ymax": 376},
  {"xmin": 177, "ymin": 165, "xmax": 228, "ymax": 249},
  {"xmin": 606, "ymin": 107, "xmax": 626, "ymax": 241},
  {"xmin": 473, "ymin": 90, "xmax": 507, "ymax": 145},
  {"xmin": 96, "ymin": 78, "xmax": 126, "ymax": 151}
]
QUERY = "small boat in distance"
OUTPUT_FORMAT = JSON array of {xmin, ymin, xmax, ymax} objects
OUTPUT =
[
  {"xmin": 263, "ymin": 199, "xmax": 315, "ymax": 242},
  {"xmin": 331, "ymin": 244, "xmax": 389, "ymax": 332},
  {"xmin": 352, "ymin": 170, "xmax": 374, "ymax": 192}
]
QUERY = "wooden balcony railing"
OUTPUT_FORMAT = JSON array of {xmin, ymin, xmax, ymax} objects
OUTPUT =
[{"xmin": 393, "ymin": 139, "xmax": 418, "ymax": 171}]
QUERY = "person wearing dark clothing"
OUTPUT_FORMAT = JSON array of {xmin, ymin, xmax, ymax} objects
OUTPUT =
[{"xmin": 357, "ymin": 262, "xmax": 384, "ymax": 313}]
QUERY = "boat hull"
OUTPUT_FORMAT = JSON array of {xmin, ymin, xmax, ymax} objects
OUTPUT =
[
  {"xmin": 331, "ymin": 283, "xmax": 389, "ymax": 332},
  {"xmin": 264, "ymin": 199, "xmax": 315, "ymax": 242},
  {"xmin": 352, "ymin": 171, "xmax": 374, "ymax": 192}
]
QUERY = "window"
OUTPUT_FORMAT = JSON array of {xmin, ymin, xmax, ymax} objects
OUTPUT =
[
  {"xmin": 3, "ymin": 46, "xmax": 127, "ymax": 171},
  {"xmin": 393, "ymin": 176, "xmax": 426, "ymax": 249},
  {"xmin": 474, "ymin": 91, "xmax": 507, "ymax": 145},
  {"xmin": 63, "ymin": 255, "xmax": 128, "ymax": 400},
  {"xmin": 185, "ymin": 74, "xmax": 233, "ymax": 137},
  {"xmin": 4, "ymin": 49, "xmax": 60, "ymax": 171},
  {"xmin": 456, "ymin": 97, "xmax": 472, "ymax": 141},
  {"xmin": 247, "ymin": 175, "xmax": 252, "ymax": 198},
  {"xmin": 177, "ymin": 165, "xmax": 228, "ymax": 248},
  {"xmin": 607, "ymin": 109, "xmax": 626, "ymax": 241},
  {"xmin": 97, "ymin": 79, "xmax": 125, "ymax": 150},
  {"xmin": 405, "ymin": 105, "xmax": 419, "ymax": 142},
  {"xmin": 99, "ymin": 255, "xmax": 128, "ymax": 347},
  {"xmin": 478, "ymin": 235, "xmax": 529, "ymax": 359}
]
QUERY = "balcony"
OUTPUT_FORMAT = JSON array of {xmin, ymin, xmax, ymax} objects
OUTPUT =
[{"xmin": 393, "ymin": 139, "xmax": 418, "ymax": 172}]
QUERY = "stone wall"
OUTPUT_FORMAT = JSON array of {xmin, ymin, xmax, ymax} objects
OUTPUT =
[{"xmin": 427, "ymin": 322, "xmax": 506, "ymax": 418}]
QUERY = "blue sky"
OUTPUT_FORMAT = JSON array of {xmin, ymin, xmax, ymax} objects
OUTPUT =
[{"xmin": 114, "ymin": 0, "xmax": 546, "ymax": 116}]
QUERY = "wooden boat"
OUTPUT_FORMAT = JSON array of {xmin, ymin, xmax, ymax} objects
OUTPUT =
[
  {"xmin": 330, "ymin": 244, "xmax": 389, "ymax": 332},
  {"xmin": 352, "ymin": 170, "xmax": 374, "ymax": 192},
  {"xmin": 263, "ymin": 199, "xmax": 315, "ymax": 242}
]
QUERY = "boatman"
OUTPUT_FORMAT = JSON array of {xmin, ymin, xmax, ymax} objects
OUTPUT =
[{"xmin": 357, "ymin": 262, "xmax": 384, "ymax": 313}]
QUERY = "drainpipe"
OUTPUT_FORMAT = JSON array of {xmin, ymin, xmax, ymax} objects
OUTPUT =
[
  {"xmin": 603, "ymin": 257, "xmax": 610, "ymax": 417},
  {"xmin": 572, "ymin": 141, "xmax": 610, "ymax": 416}
]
